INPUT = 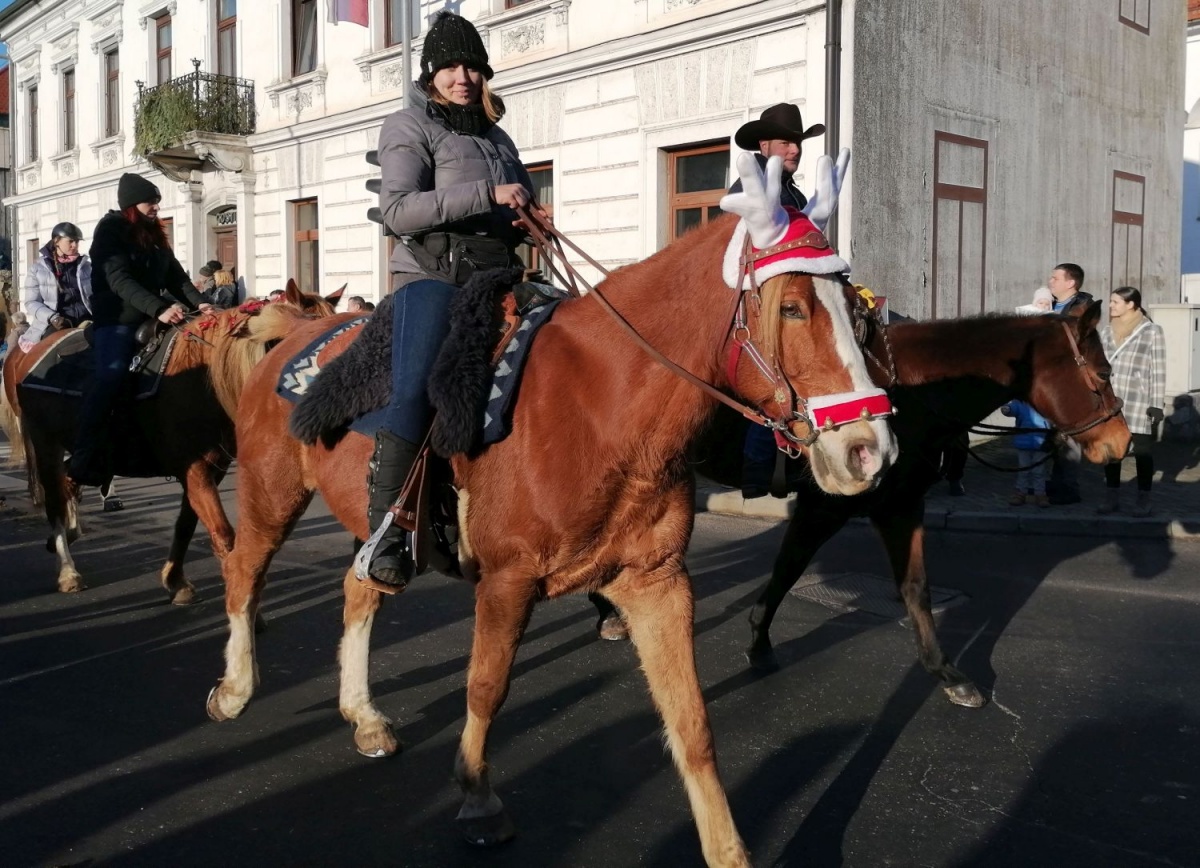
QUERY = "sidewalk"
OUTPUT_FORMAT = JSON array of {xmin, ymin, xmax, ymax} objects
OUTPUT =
[{"xmin": 699, "ymin": 438, "xmax": 1200, "ymax": 540}]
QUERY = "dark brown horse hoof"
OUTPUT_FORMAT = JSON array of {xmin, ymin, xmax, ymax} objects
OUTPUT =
[
  {"xmin": 943, "ymin": 683, "xmax": 988, "ymax": 708},
  {"xmin": 457, "ymin": 809, "xmax": 516, "ymax": 847},
  {"xmin": 597, "ymin": 613, "xmax": 630, "ymax": 641},
  {"xmin": 746, "ymin": 645, "xmax": 780, "ymax": 673}
]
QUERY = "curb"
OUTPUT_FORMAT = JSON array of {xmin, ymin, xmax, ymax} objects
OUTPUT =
[{"xmin": 696, "ymin": 487, "xmax": 1200, "ymax": 541}]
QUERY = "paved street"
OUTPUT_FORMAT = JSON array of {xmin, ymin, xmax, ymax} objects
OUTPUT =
[{"xmin": 2, "ymin": 465, "xmax": 1199, "ymax": 868}]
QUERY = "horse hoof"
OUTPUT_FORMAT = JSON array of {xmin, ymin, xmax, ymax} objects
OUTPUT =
[
  {"xmin": 597, "ymin": 614, "xmax": 630, "ymax": 642},
  {"xmin": 943, "ymin": 683, "xmax": 988, "ymax": 708},
  {"xmin": 170, "ymin": 585, "xmax": 199, "ymax": 606},
  {"xmin": 458, "ymin": 809, "xmax": 516, "ymax": 847},
  {"xmin": 354, "ymin": 723, "xmax": 401, "ymax": 759},
  {"xmin": 206, "ymin": 683, "xmax": 245, "ymax": 722},
  {"xmin": 58, "ymin": 573, "xmax": 87, "ymax": 594},
  {"xmin": 746, "ymin": 645, "xmax": 779, "ymax": 673}
]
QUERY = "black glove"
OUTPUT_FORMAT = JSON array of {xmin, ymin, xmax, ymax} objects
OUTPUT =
[
  {"xmin": 49, "ymin": 314, "xmax": 66, "ymax": 329},
  {"xmin": 1147, "ymin": 407, "xmax": 1164, "ymax": 423}
]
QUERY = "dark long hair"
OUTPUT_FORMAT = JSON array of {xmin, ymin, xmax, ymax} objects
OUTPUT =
[
  {"xmin": 120, "ymin": 205, "xmax": 169, "ymax": 251},
  {"xmin": 1112, "ymin": 285, "xmax": 1151, "ymax": 320}
]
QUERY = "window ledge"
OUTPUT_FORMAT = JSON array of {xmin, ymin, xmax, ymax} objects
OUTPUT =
[
  {"xmin": 480, "ymin": 0, "xmax": 570, "ymax": 28},
  {"xmin": 89, "ymin": 133, "xmax": 126, "ymax": 156},
  {"xmin": 49, "ymin": 148, "xmax": 81, "ymax": 164},
  {"xmin": 354, "ymin": 41, "xmax": 423, "ymax": 87},
  {"xmin": 265, "ymin": 67, "xmax": 328, "ymax": 113}
]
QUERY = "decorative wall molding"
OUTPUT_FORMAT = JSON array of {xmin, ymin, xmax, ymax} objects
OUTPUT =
[
  {"xmin": 266, "ymin": 69, "xmax": 329, "ymax": 119},
  {"xmin": 50, "ymin": 149, "xmax": 81, "ymax": 180},
  {"xmin": 88, "ymin": 0, "xmax": 126, "ymax": 54},
  {"xmin": 137, "ymin": 0, "xmax": 177, "ymax": 29},
  {"xmin": 502, "ymin": 20, "xmax": 546, "ymax": 57}
]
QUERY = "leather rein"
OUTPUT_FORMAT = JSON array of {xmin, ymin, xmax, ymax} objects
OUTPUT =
[
  {"xmin": 1054, "ymin": 320, "xmax": 1124, "ymax": 437},
  {"xmin": 516, "ymin": 205, "xmax": 850, "ymax": 449}
]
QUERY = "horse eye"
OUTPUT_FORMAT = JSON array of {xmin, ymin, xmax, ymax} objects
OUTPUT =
[
  {"xmin": 1098, "ymin": 370, "xmax": 1111, "ymax": 382},
  {"xmin": 780, "ymin": 302, "xmax": 805, "ymax": 320}
]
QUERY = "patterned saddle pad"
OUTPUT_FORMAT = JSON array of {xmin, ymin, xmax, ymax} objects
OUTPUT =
[{"xmin": 18, "ymin": 326, "xmax": 179, "ymax": 401}]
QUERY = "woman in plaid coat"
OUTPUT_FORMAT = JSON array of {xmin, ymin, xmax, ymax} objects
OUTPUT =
[{"xmin": 1097, "ymin": 286, "xmax": 1165, "ymax": 516}]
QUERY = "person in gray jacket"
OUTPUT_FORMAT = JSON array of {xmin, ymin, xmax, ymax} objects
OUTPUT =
[
  {"xmin": 366, "ymin": 11, "xmax": 538, "ymax": 587},
  {"xmin": 19, "ymin": 222, "xmax": 92, "ymax": 352}
]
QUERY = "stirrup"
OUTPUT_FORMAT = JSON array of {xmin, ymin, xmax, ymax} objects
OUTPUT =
[{"xmin": 355, "ymin": 510, "xmax": 411, "ymax": 588}]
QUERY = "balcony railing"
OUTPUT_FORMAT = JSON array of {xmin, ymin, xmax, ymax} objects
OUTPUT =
[{"xmin": 134, "ymin": 62, "xmax": 255, "ymax": 156}]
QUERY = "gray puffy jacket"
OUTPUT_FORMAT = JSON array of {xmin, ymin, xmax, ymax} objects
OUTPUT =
[{"xmin": 378, "ymin": 84, "xmax": 534, "ymax": 289}]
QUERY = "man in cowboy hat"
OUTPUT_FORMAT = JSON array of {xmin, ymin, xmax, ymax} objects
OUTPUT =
[{"xmin": 728, "ymin": 102, "xmax": 826, "ymax": 211}]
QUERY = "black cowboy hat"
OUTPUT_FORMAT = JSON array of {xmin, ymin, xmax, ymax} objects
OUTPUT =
[{"xmin": 734, "ymin": 103, "xmax": 826, "ymax": 151}]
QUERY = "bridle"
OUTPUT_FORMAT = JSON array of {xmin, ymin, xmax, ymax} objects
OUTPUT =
[
  {"xmin": 1053, "ymin": 320, "xmax": 1124, "ymax": 437},
  {"xmin": 517, "ymin": 205, "xmax": 892, "ymax": 452}
]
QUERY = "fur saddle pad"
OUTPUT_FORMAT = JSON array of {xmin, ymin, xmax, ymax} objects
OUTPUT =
[
  {"xmin": 18, "ymin": 325, "xmax": 179, "ymax": 401},
  {"xmin": 287, "ymin": 267, "xmax": 567, "ymax": 455}
]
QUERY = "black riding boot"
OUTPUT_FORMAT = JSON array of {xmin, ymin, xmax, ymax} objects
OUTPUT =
[{"xmin": 365, "ymin": 430, "xmax": 420, "ymax": 587}]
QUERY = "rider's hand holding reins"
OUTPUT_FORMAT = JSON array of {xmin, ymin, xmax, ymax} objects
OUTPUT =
[
  {"xmin": 491, "ymin": 183, "xmax": 531, "ymax": 210},
  {"xmin": 158, "ymin": 303, "xmax": 186, "ymax": 325}
]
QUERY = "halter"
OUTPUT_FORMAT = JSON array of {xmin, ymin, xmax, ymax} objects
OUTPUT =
[{"xmin": 1053, "ymin": 320, "xmax": 1124, "ymax": 437}]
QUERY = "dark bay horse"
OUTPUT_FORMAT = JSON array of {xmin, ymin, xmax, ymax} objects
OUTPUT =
[
  {"xmin": 204, "ymin": 199, "xmax": 899, "ymax": 864},
  {"xmin": 0, "ymin": 282, "xmax": 335, "ymax": 598},
  {"xmin": 598, "ymin": 302, "xmax": 1124, "ymax": 708}
]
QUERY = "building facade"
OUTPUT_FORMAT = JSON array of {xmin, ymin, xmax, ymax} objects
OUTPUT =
[
  {"xmin": 1183, "ymin": 0, "xmax": 1200, "ymax": 302},
  {"xmin": 0, "ymin": 0, "xmax": 1185, "ymax": 316}
]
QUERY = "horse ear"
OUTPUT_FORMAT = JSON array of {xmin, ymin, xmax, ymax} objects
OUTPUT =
[
  {"xmin": 1076, "ymin": 300, "xmax": 1102, "ymax": 336},
  {"xmin": 324, "ymin": 283, "xmax": 347, "ymax": 305},
  {"xmin": 284, "ymin": 279, "xmax": 304, "ymax": 306}
]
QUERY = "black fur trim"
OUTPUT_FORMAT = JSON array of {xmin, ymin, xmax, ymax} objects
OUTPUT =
[
  {"xmin": 288, "ymin": 296, "xmax": 396, "ymax": 444},
  {"xmin": 428, "ymin": 267, "xmax": 524, "ymax": 457}
]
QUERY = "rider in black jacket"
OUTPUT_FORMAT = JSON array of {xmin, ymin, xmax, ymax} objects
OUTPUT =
[{"xmin": 67, "ymin": 173, "xmax": 213, "ymax": 486}]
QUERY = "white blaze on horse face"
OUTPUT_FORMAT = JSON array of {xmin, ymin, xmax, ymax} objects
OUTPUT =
[{"xmin": 812, "ymin": 279, "xmax": 898, "ymax": 471}]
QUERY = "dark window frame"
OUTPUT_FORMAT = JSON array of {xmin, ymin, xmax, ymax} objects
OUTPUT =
[
  {"xmin": 27, "ymin": 84, "xmax": 39, "ymax": 162},
  {"xmin": 217, "ymin": 0, "xmax": 238, "ymax": 77},
  {"xmin": 1110, "ymin": 170, "xmax": 1146, "ymax": 291},
  {"xmin": 62, "ymin": 68, "xmax": 76, "ymax": 151},
  {"xmin": 292, "ymin": 0, "xmax": 319, "ymax": 77},
  {"xmin": 518, "ymin": 161, "xmax": 554, "ymax": 273},
  {"xmin": 156, "ymin": 14, "xmax": 173, "ymax": 84},
  {"xmin": 931, "ymin": 131, "xmax": 989, "ymax": 319},
  {"xmin": 665, "ymin": 141, "xmax": 730, "ymax": 245},
  {"xmin": 103, "ymin": 46, "xmax": 121, "ymax": 138},
  {"xmin": 1119, "ymin": 0, "xmax": 1151, "ymax": 34}
]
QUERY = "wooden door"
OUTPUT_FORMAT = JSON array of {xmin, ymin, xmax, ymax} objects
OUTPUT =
[{"xmin": 215, "ymin": 229, "xmax": 237, "ymax": 274}]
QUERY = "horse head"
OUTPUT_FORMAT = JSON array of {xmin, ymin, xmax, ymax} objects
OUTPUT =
[
  {"xmin": 719, "ymin": 154, "xmax": 897, "ymax": 495},
  {"xmin": 1029, "ymin": 300, "xmax": 1131, "ymax": 463}
]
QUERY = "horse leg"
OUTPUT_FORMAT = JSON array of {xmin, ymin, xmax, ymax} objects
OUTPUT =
[
  {"xmin": 605, "ymin": 562, "xmax": 749, "ymax": 868},
  {"xmin": 162, "ymin": 461, "xmax": 233, "ymax": 605},
  {"xmin": 35, "ymin": 443, "xmax": 84, "ymax": 593},
  {"xmin": 588, "ymin": 591, "xmax": 629, "ymax": 641},
  {"xmin": 160, "ymin": 493, "xmax": 201, "ymax": 605},
  {"xmin": 747, "ymin": 504, "xmax": 846, "ymax": 672},
  {"xmin": 338, "ymin": 565, "xmax": 397, "ymax": 758},
  {"xmin": 206, "ymin": 469, "xmax": 312, "ymax": 722},
  {"xmin": 871, "ymin": 502, "xmax": 987, "ymax": 709},
  {"xmin": 453, "ymin": 577, "xmax": 534, "ymax": 846}
]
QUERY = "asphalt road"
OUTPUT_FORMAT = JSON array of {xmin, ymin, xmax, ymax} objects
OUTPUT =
[{"xmin": 1, "ymin": 471, "xmax": 1198, "ymax": 868}]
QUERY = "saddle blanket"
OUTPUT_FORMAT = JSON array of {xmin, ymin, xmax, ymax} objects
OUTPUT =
[
  {"xmin": 18, "ymin": 326, "xmax": 179, "ymax": 401},
  {"xmin": 275, "ymin": 298, "xmax": 563, "ymax": 446}
]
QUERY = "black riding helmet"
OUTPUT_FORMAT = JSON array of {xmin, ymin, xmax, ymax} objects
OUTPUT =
[{"xmin": 51, "ymin": 222, "xmax": 83, "ymax": 242}]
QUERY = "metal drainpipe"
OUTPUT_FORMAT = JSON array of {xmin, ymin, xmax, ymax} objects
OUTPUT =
[
  {"xmin": 824, "ymin": 0, "xmax": 842, "ymax": 249},
  {"xmin": 5, "ymin": 52, "xmax": 18, "ymax": 290},
  {"xmin": 401, "ymin": 0, "xmax": 412, "ymax": 109}
]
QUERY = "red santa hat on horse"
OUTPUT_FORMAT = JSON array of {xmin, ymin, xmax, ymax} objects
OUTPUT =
[{"xmin": 721, "ymin": 152, "xmax": 849, "ymax": 289}]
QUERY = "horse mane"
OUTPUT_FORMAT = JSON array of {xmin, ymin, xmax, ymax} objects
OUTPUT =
[{"xmin": 200, "ymin": 303, "xmax": 313, "ymax": 418}]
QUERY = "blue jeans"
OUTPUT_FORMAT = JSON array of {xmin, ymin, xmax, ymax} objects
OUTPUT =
[
  {"xmin": 382, "ymin": 279, "xmax": 457, "ymax": 443},
  {"xmin": 70, "ymin": 323, "xmax": 138, "ymax": 478},
  {"xmin": 743, "ymin": 423, "xmax": 777, "ymax": 484}
]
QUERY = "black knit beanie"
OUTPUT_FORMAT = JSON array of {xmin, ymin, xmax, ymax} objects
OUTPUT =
[
  {"xmin": 420, "ymin": 12, "xmax": 493, "ymax": 83},
  {"xmin": 117, "ymin": 173, "xmax": 162, "ymax": 209}
]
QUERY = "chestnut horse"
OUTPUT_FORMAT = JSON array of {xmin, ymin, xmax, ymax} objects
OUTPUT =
[
  {"xmin": 205, "ymin": 208, "xmax": 899, "ymax": 864},
  {"xmin": 0, "ymin": 282, "xmax": 335, "ymax": 598}
]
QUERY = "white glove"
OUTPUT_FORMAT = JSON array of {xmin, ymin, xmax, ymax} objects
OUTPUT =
[
  {"xmin": 720, "ymin": 153, "xmax": 789, "ymax": 248},
  {"xmin": 802, "ymin": 147, "xmax": 851, "ymax": 233}
]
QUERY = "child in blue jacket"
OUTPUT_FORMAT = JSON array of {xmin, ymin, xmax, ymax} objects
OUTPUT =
[{"xmin": 1001, "ymin": 400, "xmax": 1052, "ymax": 506}]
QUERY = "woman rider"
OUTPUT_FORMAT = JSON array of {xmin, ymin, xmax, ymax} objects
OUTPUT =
[
  {"xmin": 19, "ymin": 222, "xmax": 92, "ymax": 352},
  {"xmin": 67, "ymin": 173, "xmax": 214, "ymax": 487},
  {"xmin": 367, "ymin": 11, "xmax": 537, "ymax": 587}
]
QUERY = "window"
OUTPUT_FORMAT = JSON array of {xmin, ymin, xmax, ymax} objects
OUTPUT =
[
  {"xmin": 386, "ymin": 0, "xmax": 420, "ymax": 48},
  {"xmin": 666, "ymin": 142, "xmax": 730, "ymax": 244},
  {"xmin": 155, "ymin": 14, "xmax": 173, "ymax": 84},
  {"xmin": 62, "ymin": 69, "xmax": 76, "ymax": 151},
  {"xmin": 505, "ymin": 0, "xmax": 537, "ymax": 7},
  {"xmin": 1119, "ymin": 0, "xmax": 1150, "ymax": 33},
  {"xmin": 518, "ymin": 162, "xmax": 554, "ymax": 274},
  {"xmin": 104, "ymin": 47, "xmax": 120, "ymax": 137},
  {"xmin": 293, "ymin": 0, "xmax": 319, "ymax": 77},
  {"xmin": 27, "ymin": 85, "xmax": 38, "ymax": 162},
  {"xmin": 160, "ymin": 216, "xmax": 174, "ymax": 249},
  {"xmin": 293, "ymin": 198, "xmax": 319, "ymax": 294},
  {"xmin": 1111, "ymin": 171, "xmax": 1145, "ymax": 290},
  {"xmin": 931, "ymin": 131, "xmax": 988, "ymax": 319},
  {"xmin": 217, "ymin": 0, "xmax": 237, "ymax": 78}
]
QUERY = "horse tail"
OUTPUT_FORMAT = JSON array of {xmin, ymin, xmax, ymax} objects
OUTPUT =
[
  {"xmin": 208, "ymin": 303, "xmax": 309, "ymax": 418},
  {"xmin": 0, "ymin": 377, "xmax": 25, "ymax": 468}
]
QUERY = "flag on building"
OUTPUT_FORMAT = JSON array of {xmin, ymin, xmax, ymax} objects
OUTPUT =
[{"xmin": 328, "ymin": 0, "xmax": 368, "ymax": 27}]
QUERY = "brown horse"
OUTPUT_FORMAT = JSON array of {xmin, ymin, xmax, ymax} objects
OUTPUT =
[
  {"xmin": 205, "ymin": 206, "xmax": 900, "ymax": 864},
  {"xmin": 0, "ymin": 282, "xmax": 335, "ymax": 598}
]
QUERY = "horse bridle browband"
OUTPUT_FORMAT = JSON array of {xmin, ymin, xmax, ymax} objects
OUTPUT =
[
  {"xmin": 517, "ymin": 205, "xmax": 891, "ymax": 451},
  {"xmin": 1054, "ymin": 320, "xmax": 1124, "ymax": 436}
]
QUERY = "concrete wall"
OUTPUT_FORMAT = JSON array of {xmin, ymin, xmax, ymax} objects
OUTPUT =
[
  {"xmin": 1183, "ymin": 18, "xmax": 1200, "ymax": 303},
  {"xmin": 846, "ymin": 0, "xmax": 1186, "ymax": 320}
]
